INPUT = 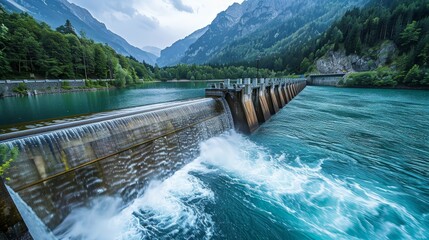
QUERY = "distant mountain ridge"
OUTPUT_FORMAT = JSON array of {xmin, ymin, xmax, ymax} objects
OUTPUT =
[
  {"xmin": 0, "ymin": 0, "xmax": 157, "ymax": 65},
  {"xmin": 179, "ymin": 0, "xmax": 369, "ymax": 65},
  {"xmin": 157, "ymin": 26, "xmax": 208, "ymax": 67},
  {"xmin": 142, "ymin": 46, "xmax": 162, "ymax": 58}
]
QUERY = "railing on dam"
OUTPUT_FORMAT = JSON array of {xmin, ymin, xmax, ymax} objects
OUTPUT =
[{"xmin": 0, "ymin": 77, "xmax": 306, "ymax": 239}]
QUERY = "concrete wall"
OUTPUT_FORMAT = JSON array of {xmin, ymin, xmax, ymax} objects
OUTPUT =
[
  {"xmin": 0, "ymin": 80, "xmax": 87, "ymax": 97},
  {"xmin": 0, "ymin": 98, "xmax": 232, "ymax": 232},
  {"xmin": 309, "ymin": 75, "xmax": 345, "ymax": 86}
]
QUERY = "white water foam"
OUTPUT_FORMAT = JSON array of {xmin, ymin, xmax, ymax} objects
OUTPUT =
[
  {"xmin": 53, "ymin": 130, "xmax": 425, "ymax": 239},
  {"xmin": 195, "ymin": 131, "xmax": 426, "ymax": 239},
  {"xmin": 53, "ymin": 156, "xmax": 215, "ymax": 240}
]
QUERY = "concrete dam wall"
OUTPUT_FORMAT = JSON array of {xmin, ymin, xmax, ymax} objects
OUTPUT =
[
  {"xmin": 0, "ymin": 98, "xmax": 233, "ymax": 235},
  {"xmin": 0, "ymin": 78, "xmax": 306, "ymax": 239}
]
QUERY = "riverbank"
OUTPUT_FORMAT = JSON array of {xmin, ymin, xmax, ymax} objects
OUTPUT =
[
  {"xmin": 0, "ymin": 79, "xmax": 156, "ymax": 98},
  {"xmin": 4, "ymin": 87, "xmax": 116, "ymax": 98}
]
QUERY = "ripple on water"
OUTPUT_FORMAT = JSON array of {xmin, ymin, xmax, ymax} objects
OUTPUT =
[{"xmin": 41, "ymin": 86, "xmax": 429, "ymax": 239}]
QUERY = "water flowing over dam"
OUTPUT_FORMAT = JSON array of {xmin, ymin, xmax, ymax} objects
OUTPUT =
[
  {"xmin": 0, "ymin": 78, "xmax": 306, "ymax": 239},
  {"xmin": 0, "ymin": 98, "xmax": 233, "ymax": 237}
]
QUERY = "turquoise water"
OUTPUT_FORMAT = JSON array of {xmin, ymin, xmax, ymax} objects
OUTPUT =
[
  {"xmin": 54, "ymin": 86, "xmax": 429, "ymax": 239},
  {"xmin": 0, "ymin": 81, "xmax": 208, "ymax": 127}
]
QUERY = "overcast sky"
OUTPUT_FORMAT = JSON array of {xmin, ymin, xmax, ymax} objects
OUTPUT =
[{"xmin": 68, "ymin": 0, "xmax": 244, "ymax": 50}]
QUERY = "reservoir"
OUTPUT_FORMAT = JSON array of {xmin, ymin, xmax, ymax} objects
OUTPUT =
[
  {"xmin": 2, "ymin": 85, "xmax": 429, "ymax": 239},
  {"xmin": 0, "ymin": 81, "xmax": 208, "ymax": 128}
]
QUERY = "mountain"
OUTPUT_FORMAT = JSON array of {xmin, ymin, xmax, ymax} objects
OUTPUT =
[
  {"xmin": 142, "ymin": 46, "xmax": 161, "ymax": 58},
  {"xmin": 157, "ymin": 26, "xmax": 208, "ymax": 67},
  {"xmin": 0, "ymin": 0, "xmax": 157, "ymax": 65},
  {"xmin": 179, "ymin": 0, "xmax": 369, "ymax": 65}
]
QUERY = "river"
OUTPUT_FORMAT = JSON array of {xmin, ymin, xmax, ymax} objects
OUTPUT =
[{"xmin": 4, "ymin": 84, "xmax": 429, "ymax": 239}]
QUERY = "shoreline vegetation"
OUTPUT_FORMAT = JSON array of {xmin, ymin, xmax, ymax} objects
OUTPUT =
[
  {"xmin": 1, "ymin": 0, "xmax": 429, "ymax": 97},
  {"xmin": 0, "ymin": 7, "xmax": 278, "ymax": 88},
  {"xmin": 1, "ymin": 77, "xmax": 427, "ymax": 100}
]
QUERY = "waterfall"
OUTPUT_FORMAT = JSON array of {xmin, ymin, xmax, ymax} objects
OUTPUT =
[{"xmin": 0, "ymin": 97, "xmax": 234, "ymax": 233}]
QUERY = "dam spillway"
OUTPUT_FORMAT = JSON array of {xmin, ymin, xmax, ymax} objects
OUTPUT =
[
  {"xmin": 0, "ymin": 78, "xmax": 306, "ymax": 239},
  {"xmin": 0, "ymin": 98, "xmax": 232, "ymax": 233}
]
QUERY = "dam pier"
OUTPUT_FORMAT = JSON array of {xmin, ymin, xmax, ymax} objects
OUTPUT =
[
  {"xmin": 0, "ymin": 78, "xmax": 306, "ymax": 239},
  {"xmin": 206, "ymin": 78, "xmax": 307, "ymax": 133}
]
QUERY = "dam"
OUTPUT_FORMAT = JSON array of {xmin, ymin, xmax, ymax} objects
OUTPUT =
[{"xmin": 0, "ymin": 78, "xmax": 306, "ymax": 239}]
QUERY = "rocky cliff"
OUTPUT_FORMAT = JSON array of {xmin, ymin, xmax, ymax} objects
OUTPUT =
[{"xmin": 316, "ymin": 41, "xmax": 397, "ymax": 73}]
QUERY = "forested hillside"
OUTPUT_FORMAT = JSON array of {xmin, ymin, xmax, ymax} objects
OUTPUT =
[
  {"xmin": 180, "ymin": 0, "xmax": 368, "ymax": 65},
  {"xmin": 264, "ymin": 0, "xmax": 429, "ymax": 87},
  {"xmin": 0, "ymin": 0, "xmax": 157, "ymax": 64},
  {"xmin": 0, "ymin": 8, "xmax": 276, "ymax": 83},
  {"xmin": 0, "ymin": 8, "xmax": 154, "ymax": 87}
]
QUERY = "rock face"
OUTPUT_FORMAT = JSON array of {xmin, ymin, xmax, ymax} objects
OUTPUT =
[
  {"xmin": 179, "ymin": 0, "xmax": 369, "ymax": 65},
  {"xmin": 0, "ymin": 0, "xmax": 157, "ymax": 65},
  {"xmin": 316, "ymin": 51, "xmax": 374, "ymax": 73},
  {"xmin": 316, "ymin": 41, "xmax": 398, "ymax": 73}
]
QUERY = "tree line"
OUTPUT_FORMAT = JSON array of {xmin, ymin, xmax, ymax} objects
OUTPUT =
[
  {"xmin": 2, "ymin": 0, "xmax": 427, "ymax": 88},
  {"xmin": 0, "ymin": 8, "xmax": 278, "ymax": 87},
  {"xmin": 0, "ymin": 8, "xmax": 153, "ymax": 87}
]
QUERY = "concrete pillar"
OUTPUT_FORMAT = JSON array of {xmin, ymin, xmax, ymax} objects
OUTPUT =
[
  {"xmin": 263, "ymin": 82, "xmax": 274, "ymax": 115},
  {"xmin": 274, "ymin": 83, "xmax": 286, "ymax": 108},
  {"xmin": 252, "ymin": 78, "xmax": 258, "ymax": 88},
  {"xmin": 281, "ymin": 83, "xmax": 290, "ymax": 104},
  {"xmin": 287, "ymin": 83, "xmax": 294, "ymax": 100},
  {"xmin": 253, "ymin": 86, "xmax": 271, "ymax": 124},
  {"xmin": 274, "ymin": 84, "xmax": 285, "ymax": 108},
  {"xmin": 268, "ymin": 84, "xmax": 279, "ymax": 114},
  {"xmin": 224, "ymin": 79, "xmax": 231, "ymax": 89},
  {"xmin": 241, "ymin": 88, "xmax": 259, "ymax": 133},
  {"xmin": 292, "ymin": 83, "xmax": 298, "ymax": 96},
  {"xmin": 244, "ymin": 78, "xmax": 251, "ymax": 85}
]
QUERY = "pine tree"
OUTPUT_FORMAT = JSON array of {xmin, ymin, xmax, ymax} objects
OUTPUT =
[
  {"xmin": 56, "ymin": 20, "xmax": 77, "ymax": 35},
  {"xmin": 400, "ymin": 21, "xmax": 421, "ymax": 47}
]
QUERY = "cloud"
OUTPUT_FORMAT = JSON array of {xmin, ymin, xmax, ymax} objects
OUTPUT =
[
  {"xmin": 70, "ymin": 0, "xmax": 130, "ymax": 15},
  {"xmin": 167, "ymin": 0, "xmax": 194, "ymax": 13},
  {"xmin": 132, "ymin": 13, "xmax": 160, "ymax": 30},
  {"xmin": 68, "ymin": 0, "xmax": 244, "ymax": 48}
]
